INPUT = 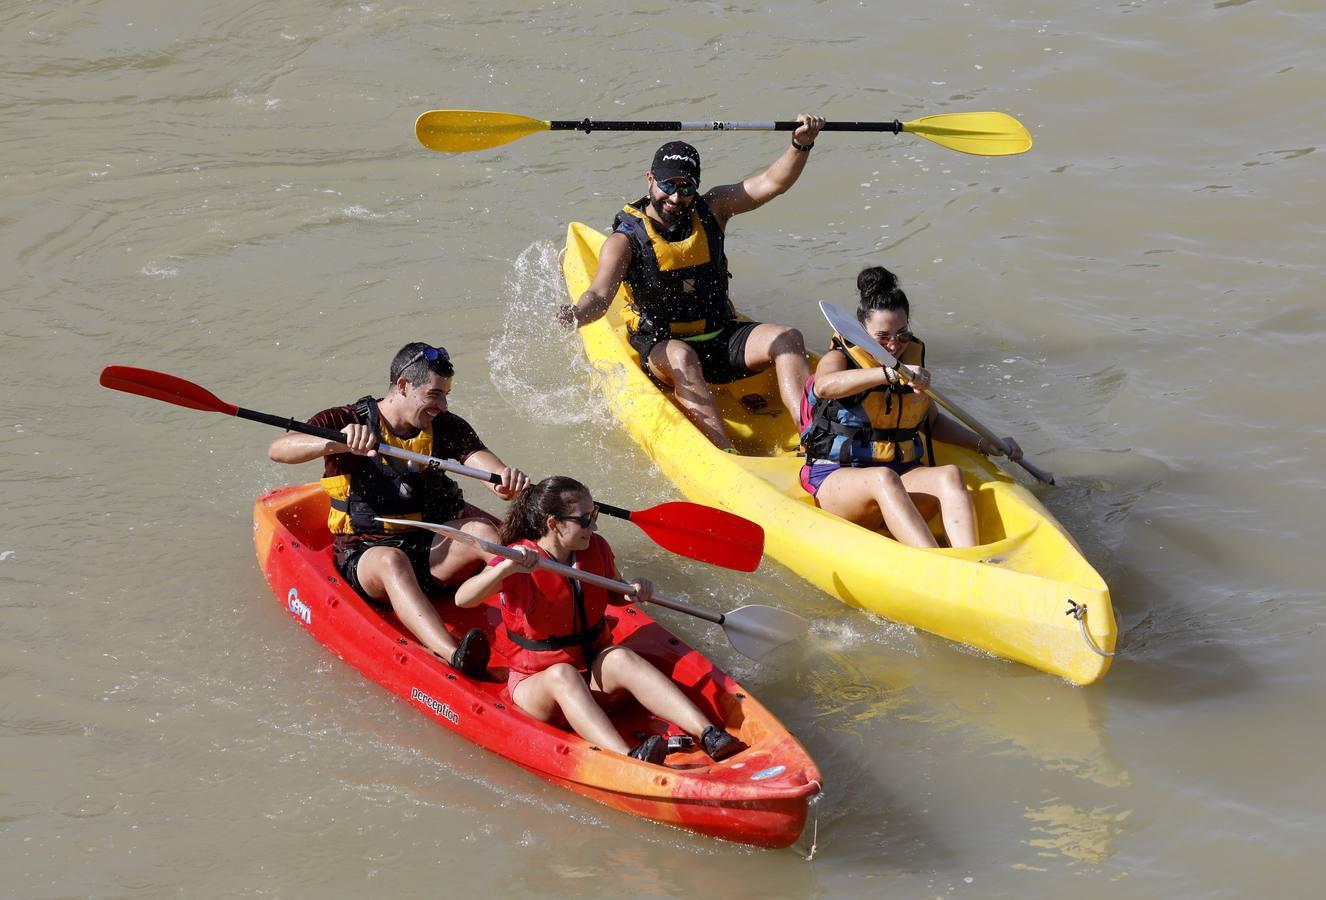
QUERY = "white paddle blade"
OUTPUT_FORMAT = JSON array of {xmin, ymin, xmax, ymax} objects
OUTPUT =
[
  {"xmin": 375, "ymin": 517, "xmax": 497, "ymax": 552},
  {"xmin": 722, "ymin": 605, "xmax": 808, "ymax": 661},
  {"xmin": 819, "ymin": 300, "xmax": 900, "ymax": 367}
]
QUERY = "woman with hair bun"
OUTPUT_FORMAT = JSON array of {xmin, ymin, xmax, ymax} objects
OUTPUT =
[
  {"xmin": 798, "ymin": 266, "xmax": 1022, "ymax": 548},
  {"xmin": 454, "ymin": 476, "xmax": 742, "ymax": 765}
]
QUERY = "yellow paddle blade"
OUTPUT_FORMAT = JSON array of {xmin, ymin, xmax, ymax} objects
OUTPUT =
[
  {"xmin": 901, "ymin": 112, "xmax": 1032, "ymax": 156},
  {"xmin": 414, "ymin": 110, "xmax": 551, "ymax": 153}
]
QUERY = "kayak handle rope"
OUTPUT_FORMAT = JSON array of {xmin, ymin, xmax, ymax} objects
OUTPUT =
[
  {"xmin": 1066, "ymin": 599, "xmax": 1118, "ymax": 658},
  {"xmin": 802, "ymin": 781, "xmax": 823, "ymax": 862}
]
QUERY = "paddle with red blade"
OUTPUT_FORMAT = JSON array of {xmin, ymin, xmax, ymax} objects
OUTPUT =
[{"xmin": 98, "ymin": 365, "xmax": 764, "ymax": 571}]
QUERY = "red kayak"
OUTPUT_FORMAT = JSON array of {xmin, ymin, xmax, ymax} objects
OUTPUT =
[{"xmin": 253, "ymin": 483, "xmax": 822, "ymax": 848}]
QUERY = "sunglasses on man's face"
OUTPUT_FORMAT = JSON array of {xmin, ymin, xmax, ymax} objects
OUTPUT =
[{"xmin": 654, "ymin": 178, "xmax": 698, "ymax": 198}]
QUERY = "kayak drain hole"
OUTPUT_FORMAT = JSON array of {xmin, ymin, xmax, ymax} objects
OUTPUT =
[
  {"xmin": 326, "ymin": 596, "xmax": 338, "ymax": 608},
  {"xmin": 326, "ymin": 575, "xmax": 339, "ymax": 584},
  {"xmin": 668, "ymin": 638, "xmax": 679, "ymax": 645},
  {"xmin": 494, "ymin": 702, "xmax": 505, "ymax": 710}
]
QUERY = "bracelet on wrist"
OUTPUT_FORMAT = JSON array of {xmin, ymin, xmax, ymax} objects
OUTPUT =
[
  {"xmin": 975, "ymin": 437, "xmax": 988, "ymax": 455},
  {"xmin": 791, "ymin": 137, "xmax": 814, "ymax": 152}
]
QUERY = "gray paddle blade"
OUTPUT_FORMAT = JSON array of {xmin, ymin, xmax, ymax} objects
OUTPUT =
[
  {"xmin": 818, "ymin": 300, "xmax": 899, "ymax": 367},
  {"xmin": 721, "ymin": 604, "xmax": 809, "ymax": 661}
]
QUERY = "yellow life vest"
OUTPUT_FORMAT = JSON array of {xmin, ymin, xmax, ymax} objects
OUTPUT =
[
  {"xmin": 611, "ymin": 197, "xmax": 734, "ymax": 339},
  {"xmin": 320, "ymin": 396, "xmax": 465, "ymax": 535},
  {"xmin": 799, "ymin": 333, "xmax": 931, "ymax": 465}
]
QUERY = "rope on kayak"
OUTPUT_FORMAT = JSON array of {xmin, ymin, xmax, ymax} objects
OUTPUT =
[
  {"xmin": 1066, "ymin": 599, "xmax": 1118, "ymax": 658},
  {"xmin": 801, "ymin": 781, "xmax": 823, "ymax": 861}
]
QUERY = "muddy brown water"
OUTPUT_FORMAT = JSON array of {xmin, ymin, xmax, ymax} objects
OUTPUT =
[{"xmin": 3, "ymin": 1, "xmax": 1323, "ymax": 896}]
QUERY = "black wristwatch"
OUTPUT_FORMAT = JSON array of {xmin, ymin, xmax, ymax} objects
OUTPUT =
[{"xmin": 791, "ymin": 137, "xmax": 814, "ymax": 152}]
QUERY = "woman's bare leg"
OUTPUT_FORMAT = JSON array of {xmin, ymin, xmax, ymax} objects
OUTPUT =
[
  {"xmin": 512, "ymin": 664, "xmax": 630, "ymax": 754},
  {"xmin": 901, "ymin": 464, "xmax": 978, "ymax": 548},
  {"xmin": 814, "ymin": 466, "xmax": 939, "ymax": 548},
  {"xmin": 590, "ymin": 646, "xmax": 712, "ymax": 737}
]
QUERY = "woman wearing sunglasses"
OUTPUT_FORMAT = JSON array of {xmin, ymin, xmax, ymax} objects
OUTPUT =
[
  {"xmin": 454, "ymin": 476, "xmax": 742, "ymax": 765},
  {"xmin": 798, "ymin": 266, "xmax": 1023, "ymax": 548}
]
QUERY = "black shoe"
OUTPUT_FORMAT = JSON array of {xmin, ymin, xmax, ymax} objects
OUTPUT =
[
  {"xmin": 450, "ymin": 628, "xmax": 490, "ymax": 679},
  {"xmin": 700, "ymin": 726, "xmax": 744, "ymax": 761},
  {"xmin": 628, "ymin": 734, "xmax": 666, "ymax": 765}
]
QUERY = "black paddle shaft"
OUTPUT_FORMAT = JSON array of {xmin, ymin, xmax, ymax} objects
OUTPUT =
[
  {"xmin": 548, "ymin": 119, "xmax": 903, "ymax": 134},
  {"xmin": 245, "ymin": 406, "xmax": 650, "ymax": 522},
  {"xmin": 237, "ymin": 406, "xmax": 509, "ymax": 484}
]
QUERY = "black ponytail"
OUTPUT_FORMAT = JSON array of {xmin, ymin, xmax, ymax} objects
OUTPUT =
[{"xmin": 499, "ymin": 476, "xmax": 589, "ymax": 544}]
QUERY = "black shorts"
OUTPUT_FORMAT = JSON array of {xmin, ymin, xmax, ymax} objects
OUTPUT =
[
  {"xmin": 334, "ymin": 531, "xmax": 437, "ymax": 604},
  {"xmin": 629, "ymin": 321, "xmax": 761, "ymax": 386}
]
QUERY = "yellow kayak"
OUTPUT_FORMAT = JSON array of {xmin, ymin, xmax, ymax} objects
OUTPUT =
[{"xmin": 561, "ymin": 222, "xmax": 1115, "ymax": 685}]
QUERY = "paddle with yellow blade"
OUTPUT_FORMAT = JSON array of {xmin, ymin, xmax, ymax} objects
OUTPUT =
[{"xmin": 416, "ymin": 109, "xmax": 1032, "ymax": 157}]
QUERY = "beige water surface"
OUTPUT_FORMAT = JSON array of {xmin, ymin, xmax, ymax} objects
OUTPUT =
[{"xmin": 3, "ymin": 1, "xmax": 1324, "ymax": 896}]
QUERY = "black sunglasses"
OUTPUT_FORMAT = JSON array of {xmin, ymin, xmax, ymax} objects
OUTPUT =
[
  {"xmin": 654, "ymin": 178, "xmax": 698, "ymax": 198},
  {"xmin": 556, "ymin": 506, "xmax": 600, "ymax": 528}
]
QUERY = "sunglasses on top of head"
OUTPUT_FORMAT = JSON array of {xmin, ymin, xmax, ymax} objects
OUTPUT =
[{"xmin": 397, "ymin": 344, "xmax": 449, "ymax": 375}]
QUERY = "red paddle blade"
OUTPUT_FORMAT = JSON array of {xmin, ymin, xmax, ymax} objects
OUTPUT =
[
  {"xmin": 629, "ymin": 502, "xmax": 764, "ymax": 572},
  {"xmin": 99, "ymin": 366, "xmax": 239, "ymax": 415}
]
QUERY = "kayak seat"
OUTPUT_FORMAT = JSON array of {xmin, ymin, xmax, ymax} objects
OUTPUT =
[{"xmin": 275, "ymin": 491, "xmax": 335, "ymax": 551}]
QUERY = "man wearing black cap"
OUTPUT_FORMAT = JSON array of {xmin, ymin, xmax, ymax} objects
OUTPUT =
[{"xmin": 556, "ymin": 113, "xmax": 826, "ymax": 451}]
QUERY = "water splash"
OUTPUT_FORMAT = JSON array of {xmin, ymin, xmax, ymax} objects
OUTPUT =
[{"xmin": 489, "ymin": 239, "xmax": 615, "ymax": 429}]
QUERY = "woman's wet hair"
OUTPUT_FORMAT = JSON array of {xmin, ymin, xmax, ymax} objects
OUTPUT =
[
  {"xmin": 856, "ymin": 265, "xmax": 910, "ymax": 323},
  {"xmin": 500, "ymin": 476, "xmax": 590, "ymax": 544}
]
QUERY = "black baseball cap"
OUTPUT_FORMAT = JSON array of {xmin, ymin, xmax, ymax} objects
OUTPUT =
[{"xmin": 651, "ymin": 141, "xmax": 701, "ymax": 182}]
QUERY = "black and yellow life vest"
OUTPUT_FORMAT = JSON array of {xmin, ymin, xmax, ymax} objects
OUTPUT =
[
  {"xmin": 799, "ymin": 334, "xmax": 934, "ymax": 465},
  {"xmin": 320, "ymin": 396, "xmax": 466, "ymax": 536},
  {"xmin": 611, "ymin": 196, "xmax": 735, "ymax": 340}
]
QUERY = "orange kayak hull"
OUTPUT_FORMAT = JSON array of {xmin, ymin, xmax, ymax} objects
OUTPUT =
[{"xmin": 253, "ymin": 483, "xmax": 821, "ymax": 848}]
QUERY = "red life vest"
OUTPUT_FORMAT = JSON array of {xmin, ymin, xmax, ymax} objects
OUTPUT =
[{"xmin": 496, "ymin": 534, "xmax": 617, "ymax": 676}]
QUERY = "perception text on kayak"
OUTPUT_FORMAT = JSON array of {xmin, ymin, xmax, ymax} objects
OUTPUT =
[{"xmin": 411, "ymin": 687, "xmax": 461, "ymax": 725}]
